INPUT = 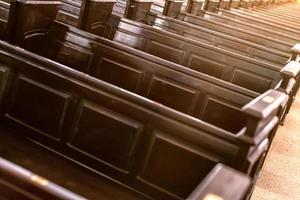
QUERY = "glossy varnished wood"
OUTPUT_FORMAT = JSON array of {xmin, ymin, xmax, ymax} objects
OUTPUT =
[
  {"xmin": 147, "ymin": 13, "xmax": 289, "ymax": 67},
  {"xmin": 176, "ymin": 12, "xmax": 293, "ymax": 54},
  {"xmin": 7, "ymin": 0, "xmax": 60, "ymax": 53},
  {"xmin": 46, "ymin": 21, "xmax": 258, "ymax": 133},
  {"xmin": 0, "ymin": 40, "xmax": 286, "ymax": 200},
  {"xmin": 105, "ymin": 17, "xmax": 284, "ymax": 94}
]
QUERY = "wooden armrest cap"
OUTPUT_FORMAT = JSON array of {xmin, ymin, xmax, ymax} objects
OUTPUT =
[
  {"xmin": 291, "ymin": 43, "xmax": 300, "ymax": 54},
  {"xmin": 187, "ymin": 164, "xmax": 251, "ymax": 200},
  {"xmin": 242, "ymin": 90, "xmax": 288, "ymax": 119},
  {"xmin": 281, "ymin": 61, "xmax": 300, "ymax": 78}
]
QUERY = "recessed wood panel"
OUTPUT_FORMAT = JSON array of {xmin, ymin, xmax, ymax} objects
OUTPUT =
[
  {"xmin": 188, "ymin": 55, "xmax": 227, "ymax": 79},
  {"xmin": 201, "ymin": 97, "xmax": 246, "ymax": 133},
  {"xmin": 148, "ymin": 41, "xmax": 184, "ymax": 64},
  {"xmin": 231, "ymin": 69, "xmax": 272, "ymax": 93},
  {"xmin": 147, "ymin": 77, "xmax": 199, "ymax": 114},
  {"xmin": 95, "ymin": 58, "xmax": 144, "ymax": 92},
  {"xmin": 7, "ymin": 76, "xmax": 71, "ymax": 140},
  {"xmin": 139, "ymin": 132, "xmax": 217, "ymax": 198},
  {"xmin": 69, "ymin": 101, "xmax": 143, "ymax": 172},
  {"xmin": 49, "ymin": 40, "xmax": 93, "ymax": 72}
]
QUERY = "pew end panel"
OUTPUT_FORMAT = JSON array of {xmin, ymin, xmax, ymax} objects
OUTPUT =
[
  {"xmin": 236, "ymin": 89, "xmax": 287, "ymax": 176},
  {"xmin": 187, "ymin": 164, "xmax": 251, "ymax": 200},
  {"xmin": 162, "ymin": 0, "xmax": 184, "ymax": 17},
  {"xmin": 7, "ymin": 0, "xmax": 60, "ymax": 54},
  {"xmin": 79, "ymin": 0, "xmax": 117, "ymax": 36},
  {"xmin": 279, "ymin": 60, "xmax": 300, "ymax": 92},
  {"xmin": 185, "ymin": 0, "xmax": 204, "ymax": 16},
  {"xmin": 291, "ymin": 43, "xmax": 300, "ymax": 61},
  {"xmin": 229, "ymin": 0, "xmax": 241, "ymax": 8},
  {"xmin": 204, "ymin": 0, "xmax": 221, "ymax": 13},
  {"xmin": 124, "ymin": 0, "xmax": 154, "ymax": 23},
  {"xmin": 219, "ymin": 0, "xmax": 231, "ymax": 9},
  {"xmin": 277, "ymin": 61, "xmax": 300, "ymax": 123}
]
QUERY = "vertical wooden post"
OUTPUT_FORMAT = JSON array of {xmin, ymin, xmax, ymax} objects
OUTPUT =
[
  {"xmin": 229, "ymin": 0, "xmax": 241, "ymax": 8},
  {"xmin": 204, "ymin": 0, "xmax": 221, "ymax": 12},
  {"xmin": 186, "ymin": 0, "xmax": 204, "ymax": 15},
  {"xmin": 163, "ymin": 0, "xmax": 184, "ymax": 17},
  {"xmin": 236, "ymin": 90, "xmax": 287, "ymax": 174},
  {"xmin": 79, "ymin": 0, "xmax": 117, "ymax": 36},
  {"xmin": 6, "ymin": 0, "xmax": 60, "ymax": 53},
  {"xmin": 124, "ymin": 0, "xmax": 153, "ymax": 22}
]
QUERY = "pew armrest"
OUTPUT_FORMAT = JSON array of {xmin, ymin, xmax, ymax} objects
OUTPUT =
[
  {"xmin": 187, "ymin": 164, "xmax": 251, "ymax": 200},
  {"xmin": 0, "ymin": 157, "xmax": 87, "ymax": 200},
  {"xmin": 280, "ymin": 61, "xmax": 300, "ymax": 93},
  {"xmin": 240, "ymin": 90, "xmax": 288, "ymax": 144},
  {"xmin": 291, "ymin": 43, "xmax": 300, "ymax": 61},
  {"xmin": 281, "ymin": 61, "xmax": 300, "ymax": 78},
  {"xmin": 242, "ymin": 90, "xmax": 288, "ymax": 119}
]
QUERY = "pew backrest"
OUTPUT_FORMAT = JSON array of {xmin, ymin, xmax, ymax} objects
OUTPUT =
[
  {"xmin": 147, "ymin": 13, "xmax": 289, "ymax": 67},
  {"xmin": 176, "ymin": 12, "xmax": 293, "ymax": 54},
  {"xmin": 45, "ymin": 21, "xmax": 259, "ymax": 133},
  {"xmin": 200, "ymin": 11, "xmax": 300, "ymax": 44},
  {"xmin": 104, "ymin": 16, "xmax": 282, "ymax": 94}
]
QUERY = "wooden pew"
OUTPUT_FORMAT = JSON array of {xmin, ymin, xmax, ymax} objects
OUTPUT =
[
  {"xmin": 216, "ymin": 8, "xmax": 300, "ymax": 39},
  {"xmin": 45, "ymin": 21, "xmax": 300, "ymax": 133},
  {"xmin": 176, "ymin": 11, "xmax": 294, "ymax": 54},
  {"xmin": 190, "ymin": 11, "xmax": 300, "ymax": 44},
  {"xmin": 238, "ymin": 7, "xmax": 300, "ymax": 24},
  {"xmin": 0, "ymin": 39, "xmax": 286, "ymax": 200},
  {"xmin": 219, "ymin": 7, "xmax": 300, "ymax": 27},
  {"xmin": 104, "ymin": 16, "xmax": 294, "ymax": 94},
  {"xmin": 0, "ymin": 157, "xmax": 87, "ymax": 200},
  {"xmin": 253, "ymin": 5, "xmax": 300, "ymax": 20},
  {"xmin": 45, "ymin": 21, "xmax": 259, "ymax": 133},
  {"xmin": 0, "ymin": 152, "xmax": 251, "ymax": 200},
  {"xmin": 146, "ymin": 13, "xmax": 289, "ymax": 67}
]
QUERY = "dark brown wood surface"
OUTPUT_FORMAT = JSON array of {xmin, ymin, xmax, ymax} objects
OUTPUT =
[
  {"xmin": 0, "ymin": 157, "xmax": 87, "ymax": 200},
  {"xmin": 105, "ymin": 16, "xmax": 283, "ymax": 94},
  {"xmin": 176, "ymin": 12, "xmax": 293, "ymax": 54},
  {"xmin": 147, "ymin": 13, "xmax": 289, "ymax": 67},
  {"xmin": 0, "ymin": 40, "xmax": 286, "ymax": 200},
  {"xmin": 45, "ymin": 21, "xmax": 260, "ymax": 133}
]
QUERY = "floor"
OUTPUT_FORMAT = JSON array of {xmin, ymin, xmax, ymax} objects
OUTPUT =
[{"xmin": 252, "ymin": 91, "xmax": 300, "ymax": 200}]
